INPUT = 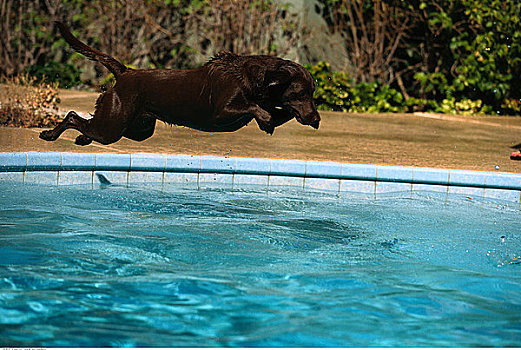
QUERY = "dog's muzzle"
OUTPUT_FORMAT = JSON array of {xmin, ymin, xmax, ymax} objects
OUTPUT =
[
  {"xmin": 297, "ymin": 112, "xmax": 320, "ymax": 129},
  {"xmin": 308, "ymin": 114, "xmax": 320, "ymax": 129}
]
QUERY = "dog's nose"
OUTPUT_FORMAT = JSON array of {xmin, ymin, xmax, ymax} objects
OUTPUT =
[{"xmin": 309, "ymin": 114, "xmax": 320, "ymax": 129}]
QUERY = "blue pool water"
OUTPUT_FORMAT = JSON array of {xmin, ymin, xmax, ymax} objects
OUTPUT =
[{"xmin": 0, "ymin": 182, "xmax": 520, "ymax": 347}]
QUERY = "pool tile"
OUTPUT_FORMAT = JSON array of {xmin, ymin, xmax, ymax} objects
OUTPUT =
[
  {"xmin": 233, "ymin": 174, "xmax": 269, "ymax": 190},
  {"xmin": 26, "ymin": 152, "xmax": 61, "ymax": 171},
  {"xmin": 235, "ymin": 157, "xmax": 271, "ymax": 175},
  {"xmin": 24, "ymin": 171, "xmax": 58, "ymax": 185},
  {"xmin": 376, "ymin": 181, "xmax": 412, "ymax": 194},
  {"xmin": 340, "ymin": 179, "xmax": 375, "ymax": 193},
  {"xmin": 0, "ymin": 171, "xmax": 24, "ymax": 183},
  {"xmin": 412, "ymin": 183, "xmax": 448, "ymax": 193},
  {"xmin": 377, "ymin": 165, "xmax": 413, "ymax": 183},
  {"xmin": 61, "ymin": 152, "xmax": 96, "ymax": 171},
  {"xmin": 165, "ymin": 154, "xmax": 200, "ymax": 173},
  {"xmin": 94, "ymin": 171, "xmax": 128, "ymax": 185},
  {"xmin": 304, "ymin": 177, "xmax": 340, "ymax": 192},
  {"xmin": 96, "ymin": 153, "xmax": 131, "ymax": 171},
  {"xmin": 163, "ymin": 172, "xmax": 199, "ymax": 186},
  {"xmin": 484, "ymin": 188, "xmax": 520, "ymax": 203},
  {"xmin": 449, "ymin": 169, "xmax": 486, "ymax": 187},
  {"xmin": 485, "ymin": 172, "xmax": 521, "ymax": 190},
  {"xmin": 341, "ymin": 163, "xmax": 377, "ymax": 180},
  {"xmin": 448, "ymin": 186, "xmax": 485, "ymax": 198},
  {"xmin": 128, "ymin": 171, "xmax": 164, "ymax": 183},
  {"xmin": 58, "ymin": 171, "xmax": 94, "ymax": 185},
  {"xmin": 413, "ymin": 167, "xmax": 450, "ymax": 185},
  {"xmin": 268, "ymin": 175, "xmax": 304, "ymax": 188},
  {"xmin": 306, "ymin": 161, "xmax": 342, "ymax": 178},
  {"xmin": 131, "ymin": 154, "xmax": 166, "ymax": 172},
  {"xmin": 200, "ymin": 156, "xmax": 235, "ymax": 174},
  {"xmin": 0, "ymin": 153, "xmax": 27, "ymax": 171},
  {"xmin": 270, "ymin": 159, "xmax": 306, "ymax": 176},
  {"xmin": 198, "ymin": 173, "xmax": 234, "ymax": 189}
]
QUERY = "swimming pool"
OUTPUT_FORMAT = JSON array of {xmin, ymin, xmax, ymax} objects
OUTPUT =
[{"xmin": 1, "ymin": 152, "xmax": 520, "ymax": 347}]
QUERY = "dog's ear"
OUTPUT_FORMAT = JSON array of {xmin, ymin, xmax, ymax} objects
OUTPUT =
[
  {"xmin": 264, "ymin": 68, "xmax": 291, "ymax": 88},
  {"xmin": 243, "ymin": 61, "xmax": 293, "ymax": 97},
  {"xmin": 264, "ymin": 68, "xmax": 292, "ymax": 96}
]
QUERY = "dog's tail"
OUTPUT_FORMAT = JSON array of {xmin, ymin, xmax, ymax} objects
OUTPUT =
[{"xmin": 55, "ymin": 21, "xmax": 128, "ymax": 79}]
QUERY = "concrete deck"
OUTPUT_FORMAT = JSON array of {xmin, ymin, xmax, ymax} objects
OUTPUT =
[{"xmin": 1, "ymin": 89, "xmax": 521, "ymax": 174}]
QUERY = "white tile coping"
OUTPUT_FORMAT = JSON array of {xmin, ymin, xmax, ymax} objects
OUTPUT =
[{"xmin": 0, "ymin": 152, "xmax": 520, "ymax": 202}]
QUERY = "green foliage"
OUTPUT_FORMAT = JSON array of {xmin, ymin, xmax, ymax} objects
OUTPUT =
[
  {"xmin": 307, "ymin": 61, "xmax": 496, "ymax": 116},
  {"xmin": 349, "ymin": 83, "xmax": 405, "ymax": 113},
  {"xmin": 412, "ymin": 0, "xmax": 521, "ymax": 114},
  {"xmin": 434, "ymin": 98, "xmax": 493, "ymax": 115},
  {"xmin": 305, "ymin": 61, "xmax": 351, "ymax": 112},
  {"xmin": 23, "ymin": 61, "xmax": 83, "ymax": 88},
  {"xmin": 306, "ymin": 62, "xmax": 409, "ymax": 113}
]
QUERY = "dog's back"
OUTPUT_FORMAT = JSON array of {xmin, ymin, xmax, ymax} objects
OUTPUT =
[{"xmin": 41, "ymin": 22, "xmax": 319, "ymax": 146}]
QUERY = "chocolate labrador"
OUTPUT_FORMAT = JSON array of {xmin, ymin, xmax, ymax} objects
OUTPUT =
[{"xmin": 40, "ymin": 21, "xmax": 320, "ymax": 146}]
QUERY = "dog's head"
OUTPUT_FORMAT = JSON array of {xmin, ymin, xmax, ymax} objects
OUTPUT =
[
  {"xmin": 264, "ymin": 62, "xmax": 321, "ymax": 129},
  {"xmin": 245, "ymin": 58, "xmax": 320, "ymax": 130}
]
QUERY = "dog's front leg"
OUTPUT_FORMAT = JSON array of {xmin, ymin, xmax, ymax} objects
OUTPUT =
[
  {"xmin": 218, "ymin": 103, "xmax": 274, "ymax": 134},
  {"xmin": 249, "ymin": 105, "xmax": 275, "ymax": 135}
]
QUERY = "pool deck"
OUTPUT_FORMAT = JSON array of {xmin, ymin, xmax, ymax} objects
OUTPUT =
[{"xmin": 1, "ymin": 88, "xmax": 521, "ymax": 174}]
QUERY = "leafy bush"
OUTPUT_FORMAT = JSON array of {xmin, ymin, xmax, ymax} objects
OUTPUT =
[
  {"xmin": 305, "ymin": 61, "xmax": 351, "ymax": 111},
  {"xmin": 434, "ymin": 98, "xmax": 493, "ymax": 116},
  {"xmin": 409, "ymin": 0, "xmax": 521, "ymax": 114},
  {"xmin": 0, "ymin": 75, "xmax": 62, "ymax": 127},
  {"xmin": 23, "ymin": 61, "xmax": 83, "ymax": 88},
  {"xmin": 307, "ymin": 61, "xmax": 498, "ymax": 115},
  {"xmin": 318, "ymin": 0, "xmax": 521, "ymax": 116},
  {"xmin": 306, "ymin": 61, "xmax": 407, "ymax": 113},
  {"xmin": 349, "ymin": 82, "xmax": 405, "ymax": 113}
]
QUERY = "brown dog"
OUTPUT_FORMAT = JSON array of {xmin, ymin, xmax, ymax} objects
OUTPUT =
[{"xmin": 40, "ymin": 22, "xmax": 320, "ymax": 146}]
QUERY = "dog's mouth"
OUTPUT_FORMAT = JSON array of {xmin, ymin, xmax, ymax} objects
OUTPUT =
[
  {"xmin": 274, "ymin": 104, "xmax": 320, "ymax": 129},
  {"xmin": 289, "ymin": 108, "xmax": 320, "ymax": 129}
]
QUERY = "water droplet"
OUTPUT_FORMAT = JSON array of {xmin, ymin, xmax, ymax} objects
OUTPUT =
[{"xmin": 494, "ymin": 165, "xmax": 500, "ymax": 170}]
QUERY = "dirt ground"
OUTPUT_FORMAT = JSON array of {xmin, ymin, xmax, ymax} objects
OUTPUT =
[{"xmin": 1, "ymin": 88, "xmax": 521, "ymax": 174}]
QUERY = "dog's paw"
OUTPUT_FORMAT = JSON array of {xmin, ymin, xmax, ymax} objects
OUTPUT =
[
  {"xmin": 255, "ymin": 119, "xmax": 274, "ymax": 135},
  {"xmin": 261, "ymin": 123, "xmax": 275, "ymax": 135},
  {"xmin": 39, "ymin": 130, "xmax": 57, "ymax": 141},
  {"xmin": 75, "ymin": 135, "xmax": 93, "ymax": 146}
]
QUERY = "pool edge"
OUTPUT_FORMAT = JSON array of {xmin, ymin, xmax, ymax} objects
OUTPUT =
[{"xmin": 0, "ymin": 152, "xmax": 520, "ymax": 203}]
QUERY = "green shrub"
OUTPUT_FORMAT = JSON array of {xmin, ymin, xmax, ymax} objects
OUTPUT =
[
  {"xmin": 348, "ymin": 82, "xmax": 406, "ymax": 113},
  {"xmin": 434, "ymin": 97, "xmax": 493, "ymax": 115},
  {"xmin": 411, "ymin": 0, "xmax": 521, "ymax": 114},
  {"xmin": 306, "ymin": 61, "xmax": 407, "ymax": 113},
  {"xmin": 23, "ymin": 60, "xmax": 82, "ymax": 88},
  {"xmin": 305, "ymin": 61, "xmax": 351, "ymax": 112}
]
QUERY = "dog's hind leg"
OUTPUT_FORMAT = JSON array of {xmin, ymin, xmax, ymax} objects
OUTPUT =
[
  {"xmin": 39, "ymin": 110, "xmax": 90, "ymax": 142},
  {"xmin": 40, "ymin": 90, "xmax": 131, "ymax": 145}
]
